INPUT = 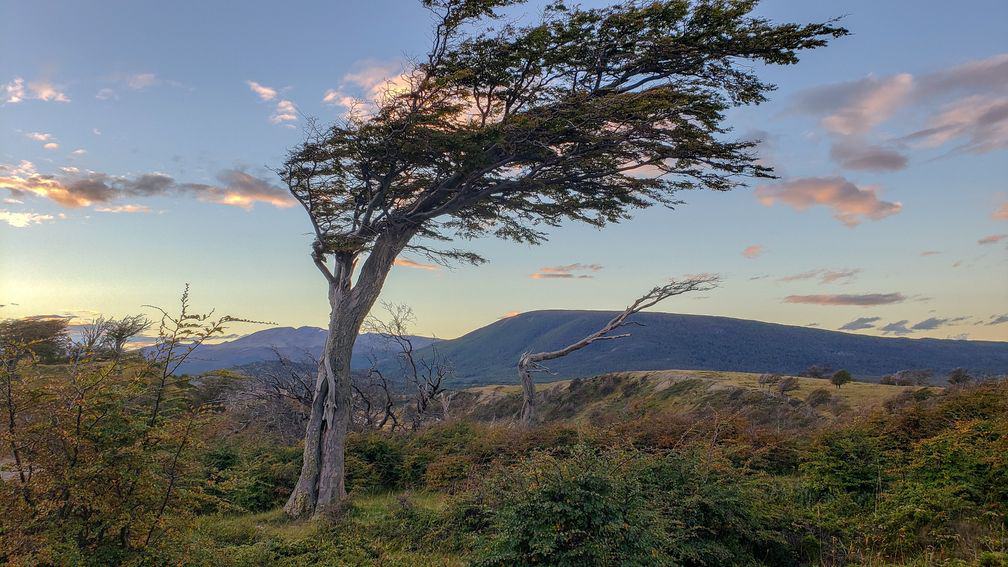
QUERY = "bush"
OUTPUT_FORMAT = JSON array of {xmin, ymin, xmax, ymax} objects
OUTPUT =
[
  {"xmin": 475, "ymin": 446, "xmax": 664, "ymax": 566},
  {"xmin": 806, "ymin": 388, "xmax": 833, "ymax": 407}
]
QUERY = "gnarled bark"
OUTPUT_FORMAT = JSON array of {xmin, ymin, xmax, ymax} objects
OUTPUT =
[{"xmin": 284, "ymin": 229, "xmax": 413, "ymax": 518}]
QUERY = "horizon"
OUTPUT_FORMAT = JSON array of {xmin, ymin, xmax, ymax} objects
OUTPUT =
[{"xmin": 2, "ymin": 0, "xmax": 1007, "ymax": 343}]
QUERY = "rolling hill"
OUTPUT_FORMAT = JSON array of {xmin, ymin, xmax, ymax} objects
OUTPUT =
[
  {"xmin": 381, "ymin": 310, "xmax": 1008, "ymax": 385},
  {"xmin": 178, "ymin": 311, "xmax": 1008, "ymax": 383}
]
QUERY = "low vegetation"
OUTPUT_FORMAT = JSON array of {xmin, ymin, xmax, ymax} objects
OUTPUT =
[{"xmin": 3, "ymin": 313, "xmax": 1005, "ymax": 565}]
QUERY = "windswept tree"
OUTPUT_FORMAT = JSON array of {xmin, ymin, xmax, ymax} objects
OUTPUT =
[
  {"xmin": 518, "ymin": 275, "xmax": 717, "ymax": 425},
  {"xmin": 279, "ymin": 0, "xmax": 846, "ymax": 517}
]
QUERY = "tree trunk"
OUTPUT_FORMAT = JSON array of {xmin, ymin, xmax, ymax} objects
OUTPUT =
[
  {"xmin": 285, "ymin": 228, "xmax": 413, "ymax": 518},
  {"xmin": 518, "ymin": 353, "xmax": 537, "ymax": 426}
]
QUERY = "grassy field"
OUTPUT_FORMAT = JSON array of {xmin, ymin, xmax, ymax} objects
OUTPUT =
[
  {"xmin": 179, "ymin": 491, "xmax": 461, "ymax": 566},
  {"xmin": 459, "ymin": 370, "xmax": 927, "ymax": 425}
]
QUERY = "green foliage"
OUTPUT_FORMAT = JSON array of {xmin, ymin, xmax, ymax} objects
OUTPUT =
[
  {"xmin": 830, "ymin": 369, "xmax": 852, "ymax": 389},
  {"xmin": 204, "ymin": 442, "xmax": 302, "ymax": 513},
  {"xmin": 474, "ymin": 446, "xmax": 663, "ymax": 566}
]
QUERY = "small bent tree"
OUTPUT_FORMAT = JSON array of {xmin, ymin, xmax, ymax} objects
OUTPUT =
[
  {"xmin": 279, "ymin": 0, "xmax": 846, "ymax": 516},
  {"xmin": 830, "ymin": 369, "xmax": 852, "ymax": 389},
  {"xmin": 518, "ymin": 275, "xmax": 717, "ymax": 426}
]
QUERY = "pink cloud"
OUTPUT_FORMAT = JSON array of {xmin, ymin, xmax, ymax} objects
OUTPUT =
[
  {"xmin": 994, "ymin": 203, "xmax": 1008, "ymax": 221},
  {"xmin": 393, "ymin": 257, "xmax": 440, "ymax": 271},
  {"xmin": 530, "ymin": 263, "xmax": 603, "ymax": 279},
  {"xmin": 784, "ymin": 293, "xmax": 906, "ymax": 306},
  {"xmin": 741, "ymin": 245, "xmax": 764, "ymax": 259},
  {"xmin": 755, "ymin": 176, "xmax": 902, "ymax": 227},
  {"xmin": 795, "ymin": 74, "xmax": 913, "ymax": 135},
  {"xmin": 978, "ymin": 233, "xmax": 1007, "ymax": 245}
]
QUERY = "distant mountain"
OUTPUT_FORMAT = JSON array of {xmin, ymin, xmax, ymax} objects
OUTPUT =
[
  {"xmin": 170, "ymin": 326, "xmax": 435, "ymax": 375},
  {"xmin": 175, "ymin": 312, "xmax": 1008, "ymax": 384},
  {"xmin": 377, "ymin": 310, "xmax": 1008, "ymax": 385}
]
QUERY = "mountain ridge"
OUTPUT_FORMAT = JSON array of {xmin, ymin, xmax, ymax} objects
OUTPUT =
[{"xmin": 175, "ymin": 310, "xmax": 1008, "ymax": 382}]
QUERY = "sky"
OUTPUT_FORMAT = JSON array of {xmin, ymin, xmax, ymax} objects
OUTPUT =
[{"xmin": 1, "ymin": 0, "xmax": 1006, "ymax": 342}]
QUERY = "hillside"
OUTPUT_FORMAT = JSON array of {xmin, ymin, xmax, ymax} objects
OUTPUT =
[
  {"xmin": 451, "ymin": 369, "xmax": 923, "ymax": 427},
  {"xmin": 170, "ymin": 326, "xmax": 435, "ymax": 375},
  {"xmin": 176, "ymin": 311, "xmax": 1008, "ymax": 382},
  {"xmin": 388, "ymin": 310, "xmax": 1008, "ymax": 385}
]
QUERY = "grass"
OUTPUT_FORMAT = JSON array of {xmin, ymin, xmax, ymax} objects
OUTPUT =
[
  {"xmin": 176, "ymin": 491, "xmax": 461, "ymax": 567},
  {"xmin": 458, "ymin": 369, "xmax": 929, "ymax": 425}
]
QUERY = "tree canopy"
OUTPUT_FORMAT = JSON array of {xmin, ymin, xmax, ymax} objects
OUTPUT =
[{"xmin": 280, "ymin": 0, "xmax": 847, "ymax": 271}]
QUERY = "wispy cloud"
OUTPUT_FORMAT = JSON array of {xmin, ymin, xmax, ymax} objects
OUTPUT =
[
  {"xmin": 839, "ymin": 316, "xmax": 881, "ymax": 331},
  {"xmin": 530, "ymin": 263, "xmax": 603, "ymax": 279},
  {"xmin": 784, "ymin": 292, "xmax": 906, "ymax": 306},
  {"xmin": 793, "ymin": 54, "xmax": 1008, "ymax": 164},
  {"xmin": 911, "ymin": 316, "xmax": 969, "ymax": 331},
  {"xmin": 1, "ymin": 161, "xmax": 293, "ymax": 210},
  {"xmin": 0, "ymin": 209, "xmax": 57, "ymax": 228},
  {"xmin": 247, "ymin": 80, "xmax": 298, "ymax": 125},
  {"xmin": 499, "ymin": 311, "xmax": 520, "ymax": 319},
  {"xmin": 880, "ymin": 320, "xmax": 912, "ymax": 335},
  {"xmin": 994, "ymin": 202, "xmax": 1008, "ymax": 221},
  {"xmin": 987, "ymin": 314, "xmax": 1008, "ymax": 326},
  {"xmin": 95, "ymin": 204, "xmax": 151, "ymax": 214},
  {"xmin": 793, "ymin": 73, "xmax": 914, "ymax": 136},
  {"xmin": 270, "ymin": 99, "xmax": 298, "ymax": 124},
  {"xmin": 829, "ymin": 141, "xmax": 908, "ymax": 171},
  {"xmin": 322, "ymin": 61, "xmax": 412, "ymax": 116},
  {"xmin": 920, "ymin": 250, "xmax": 942, "ymax": 256},
  {"xmin": 978, "ymin": 233, "xmax": 1007, "ymax": 245},
  {"xmin": 779, "ymin": 268, "xmax": 861, "ymax": 285},
  {"xmin": 393, "ymin": 257, "xmax": 440, "ymax": 271},
  {"xmin": 741, "ymin": 244, "xmax": 764, "ymax": 259},
  {"xmin": 246, "ymin": 80, "xmax": 277, "ymax": 101},
  {"xmin": 756, "ymin": 176, "xmax": 901, "ymax": 227},
  {"xmin": 2, "ymin": 77, "xmax": 70, "ymax": 104}
]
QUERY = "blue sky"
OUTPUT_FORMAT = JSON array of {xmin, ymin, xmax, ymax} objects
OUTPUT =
[{"xmin": 1, "ymin": 0, "xmax": 1006, "ymax": 341}]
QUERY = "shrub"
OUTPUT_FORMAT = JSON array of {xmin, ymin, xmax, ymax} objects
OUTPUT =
[
  {"xmin": 475, "ymin": 446, "xmax": 663, "ymax": 566},
  {"xmin": 806, "ymin": 388, "xmax": 833, "ymax": 407}
]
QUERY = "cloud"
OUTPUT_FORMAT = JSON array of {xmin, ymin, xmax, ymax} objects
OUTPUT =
[
  {"xmin": 95, "ymin": 204, "xmax": 151, "ymax": 214},
  {"xmin": 270, "ymin": 99, "xmax": 298, "ymax": 124},
  {"xmin": 741, "ymin": 244, "xmax": 764, "ymax": 259},
  {"xmin": 393, "ymin": 257, "xmax": 440, "ymax": 271},
  {"xmin": 755, "ymin": 176, "xmax": 902, "ymax": 227},
  {"xmin": 993, "ymin": 203, "xmax": 1008, "ymax": 221},
  {"xmin": 530, "ymin": 263, "xmax": 603, "ymax": 279},
  {"xmin": 900, "ymin": 96, "xmax": 1008, "ymax": 155},
  {"xmin": 978, "ymin": 233, "xmax": 1007, "ymax": 245},
  {"xmin": 499, "ymin": 311, "xmax": 520, "ymax": 319},
  {"xmin": 246, "ymin": 81, "xmax": 297, "ymax": 125},
  {"xmin": 3, "ymin": 78, "xmax": 70, "ymax": 104},
  {"xmin": 839, "ymin": 316, "xmax": 881, "ymax": 331},
  {"xmin": 880, "ymin": 320, "xmax": 912, "ymax": 336},
  {"xmin": 322, "ymin": 61, "xmax": 413, "ymax": 116},
  {"xmin": 784, "ymin": 292, "xmax": 906, "ymax": 306},
  {"xmin": 987, "ymin": 314, "xmax": 1008, "ymax": 326},
  {"xmin": 794, "ymin": 54, "xmax": 1008, "ymax": 160},
  {"xmin": 793, "ymin": 73, "xmax": 914, "ymax": 135},
  {"xmin": 0, "ymin": 209, "xmax": 56, "ymax": 228},
  {"xmin": 95, "ymin": 88, "xmax": 118, "ymax": 101},
  {"xmin": 26, "ymin": 132, "xmax": 52, "ymax": 142},
  {"xmin": 126, "ymin": 73, "xmax": 158, "ymax": 90},
  {"xmin": 71, "ymin": 149, "xmax": 86, "ymax": 156},
  {"xmin": 246, "ymin": 80, "xmax": 277, "ymax": 101},
  {"xmin": 829, "ymin": 141, "xmax": 908, "ymax": 171},
  {"xmin": 920, "ymin": 250, "xmax": 941, "ymax": 256},
  {"xmin": 43, "ymin": 142, "xmax": 59, "ymax": 150},
  {"xmin": 779, "ymin": 268, "xmax": 861, "ymax": 285},
  {"xmin": 911, "ymin": 316, "xmax": 969, "ymax": 331},
  {"xmin": 0, "ymin": 161, "xmax": 293, "ymax": 210}
]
